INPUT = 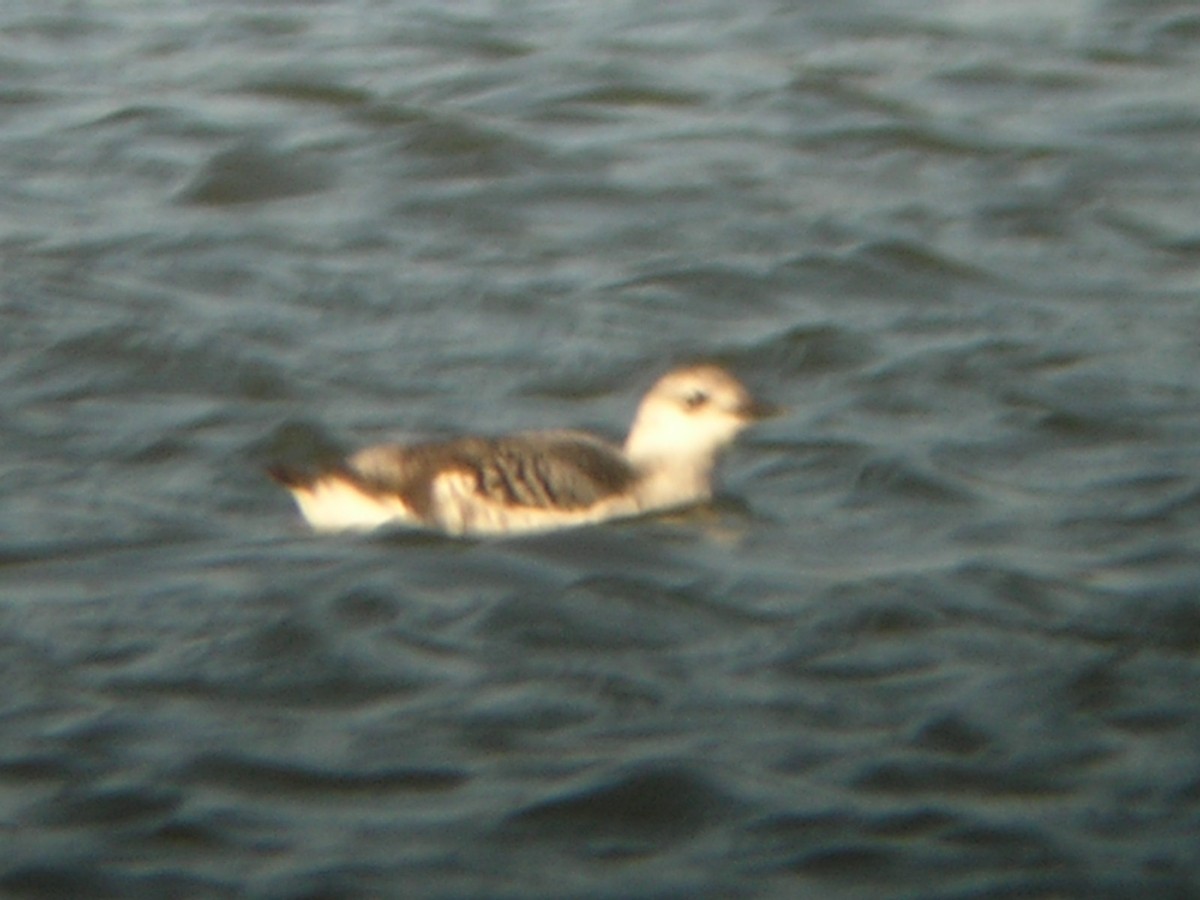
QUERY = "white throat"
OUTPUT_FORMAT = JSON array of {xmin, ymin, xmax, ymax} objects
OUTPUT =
[{"xmin": 623, "ymin": 412, "xmax": 725, "ymax": 512}]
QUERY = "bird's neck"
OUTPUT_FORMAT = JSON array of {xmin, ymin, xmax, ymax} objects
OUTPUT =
[{"xmin": 623, "ymin": 440, "xmax": 717, "ymax": 512}]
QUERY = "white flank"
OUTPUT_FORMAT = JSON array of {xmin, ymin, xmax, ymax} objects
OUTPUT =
[{"xmin": 289, "ymin": 476, "xmax": 416, "ymax": 533}]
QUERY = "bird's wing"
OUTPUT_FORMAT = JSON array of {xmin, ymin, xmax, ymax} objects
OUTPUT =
[{"xmin": 347, "ymin": 431, "xmax": 637, "ymax": 516}]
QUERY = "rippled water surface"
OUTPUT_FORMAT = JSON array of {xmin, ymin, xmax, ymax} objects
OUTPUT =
[{"xmin": 3, "ymin": 1, "xmax": 1200, "ymax": 897}]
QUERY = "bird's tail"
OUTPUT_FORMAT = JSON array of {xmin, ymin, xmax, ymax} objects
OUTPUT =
[{"xmin": 265, "ymin": 464, "xmax": 314, "ymax": 488}]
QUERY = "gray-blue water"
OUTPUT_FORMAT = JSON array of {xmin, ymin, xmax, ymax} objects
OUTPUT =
[{"xmin": 3, "ymin": 1, "xmax": 1200, "ymax": 897}]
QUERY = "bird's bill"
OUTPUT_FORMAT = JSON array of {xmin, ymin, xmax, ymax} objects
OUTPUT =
[{"xmin": 738, "ymin": 399, "xmax": 784, "ymax": 421}]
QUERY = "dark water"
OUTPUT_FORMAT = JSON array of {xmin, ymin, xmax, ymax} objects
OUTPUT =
[{"xmin": 3, "ymin": 1, "xmax": 1200, "ymax": 897}]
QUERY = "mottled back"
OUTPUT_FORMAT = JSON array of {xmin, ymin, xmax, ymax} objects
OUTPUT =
[{"xmin": 346, "ymin": 431, "xmax": 637, "ymax": 517}]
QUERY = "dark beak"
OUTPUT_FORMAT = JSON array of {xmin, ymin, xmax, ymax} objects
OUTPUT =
[{"xmin": 739, "ymin": 399, "xmax": 784, "ymax": 422}]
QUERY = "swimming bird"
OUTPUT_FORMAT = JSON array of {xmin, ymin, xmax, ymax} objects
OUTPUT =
[{"xmin": 268, "ymin": 364, "xmax": 772, "ymax": 537}]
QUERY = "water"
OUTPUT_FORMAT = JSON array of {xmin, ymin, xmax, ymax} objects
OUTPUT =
[{"xmin": 3, "ymin": 1, "xmax": 1200, "ymax": 897}]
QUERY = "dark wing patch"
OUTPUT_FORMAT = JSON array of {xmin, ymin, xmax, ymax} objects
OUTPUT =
[
  {"xmin": 475, "ymin": 434, "xmax": 636, "ymax": 510},
  {"xmin": 346, "ymin": 432, "xmax": 636, "ymax": 516}
]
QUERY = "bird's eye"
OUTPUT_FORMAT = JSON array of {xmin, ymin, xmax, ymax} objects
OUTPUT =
[{"xmin": 684, "ymin": 391, "xmax": 709, "ymax": 410}]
